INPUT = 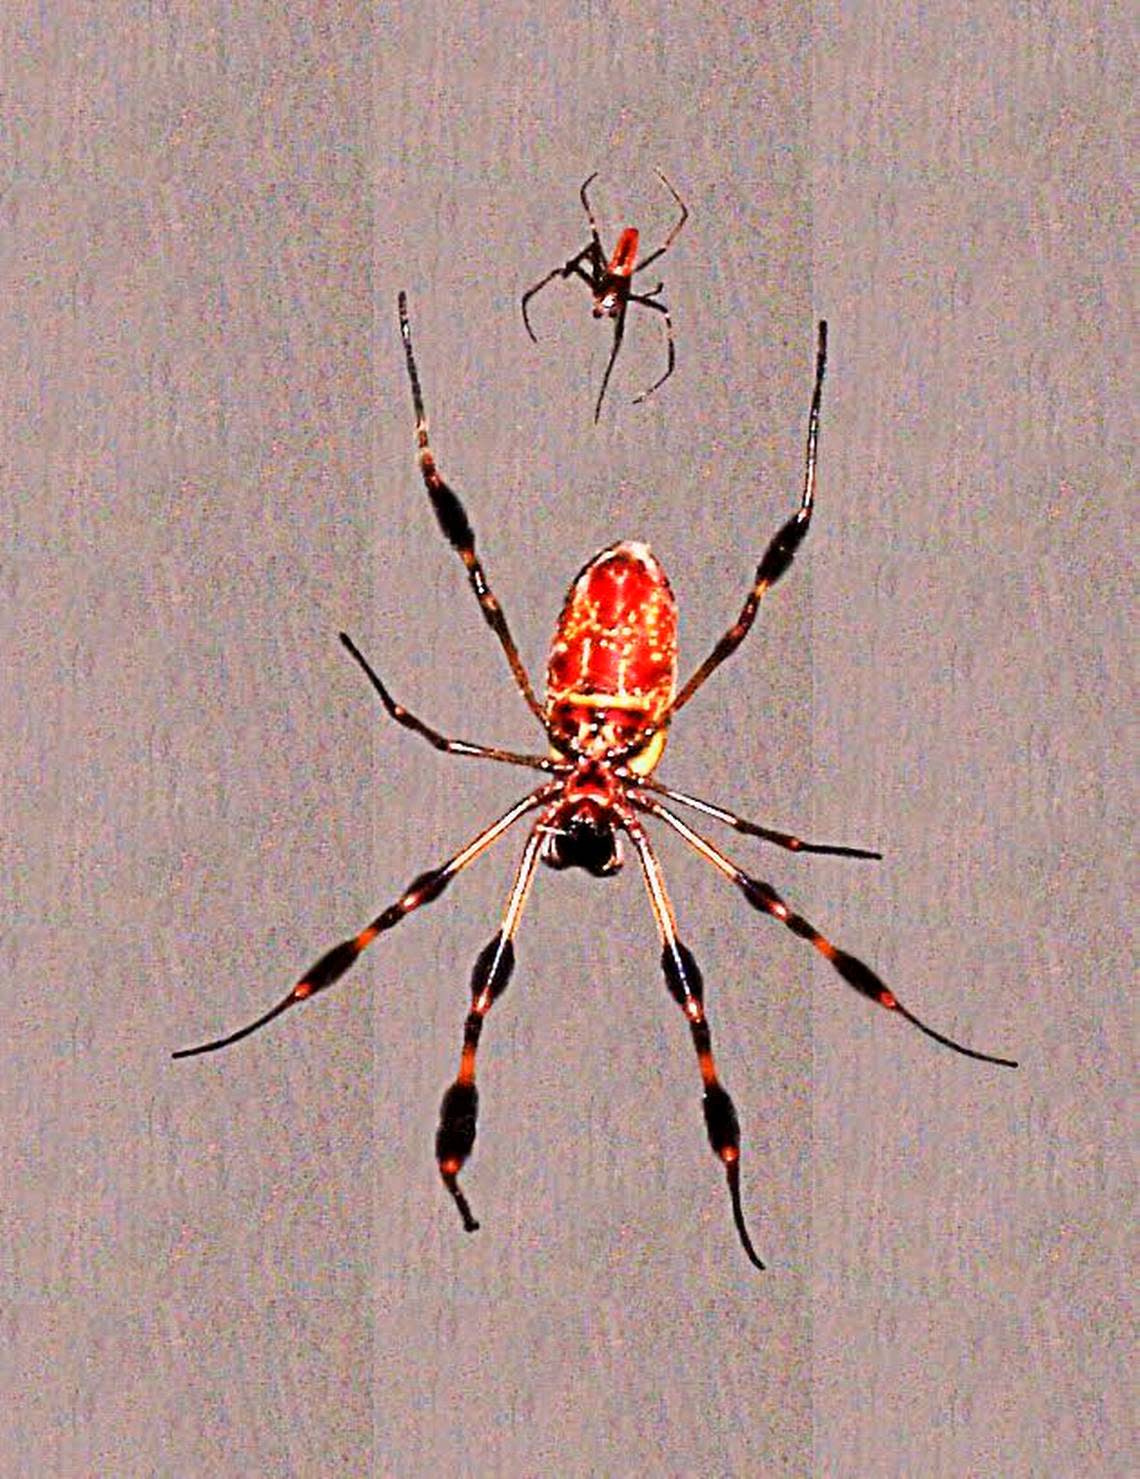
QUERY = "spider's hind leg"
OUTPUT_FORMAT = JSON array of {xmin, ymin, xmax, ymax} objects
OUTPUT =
[
  {"xmin": 669, "ymin": 321, "xmax": 828, "ymax": 718},
  {"xmin": 398, "ymin": 292, "xmax": 546, "ymax": 727}
]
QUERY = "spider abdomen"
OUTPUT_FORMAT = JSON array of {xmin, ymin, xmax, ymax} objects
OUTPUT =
[
  {"xmin": 607, "ymin": 227, "xmax": 640, "ymax": 278},
  {"xmin": 545, "ymin": 541, "xmax": 677, "ymax": 768}
]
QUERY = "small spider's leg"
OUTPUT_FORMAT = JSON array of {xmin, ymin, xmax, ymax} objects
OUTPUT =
[
  {"xmin": 632, "ymin": 169, "xmax": 689, "ymax": 276},
  {"xmin": 670, "ymin": 321, "xmax": 827, "ymax": 718},
  {"xmin": 436, "ymin": 808, "xmax": 551, "ymax": 1234},
  {"xmin": 521, "ymin": 246, "xmax": 598, "ymax": 343},
  {"xmin": 171, "ymin": 785, "xmax": 557, "ymax": 1059},
  {"xmin": 340, "ymin": 633, "xmax": 559, "ymax": 775},
  {"xmin": 572, "ymin": 254, "xmax": 605, "ymax": 290},
  {"xmin": 636, "ymin": 777, "xmax": 881, "ymax": 860},
  {"xmin": 619, "ymin": 804, "xmax": 766, "ymax": 1271},
  {"xmin": 521, "ymin": 268, "xmax": 564, "ymax": 342},
  {"xmin": 593, "ymin": 302, "xmax": 628, "ymax": 423},
  {"xmin": 398, "ymin": 292, "xmax": 546, "ymax": 728},
  {"xmin": 628, "ymin": 293, "xmax": 675, "ymax": 406},
  {"xmin": 642, "ymin": 797, "xmax": 1018, "ymax": 1069},
  {"xmin": 578, "ymin": 171, "xmax": 605, "ymax": 255}
]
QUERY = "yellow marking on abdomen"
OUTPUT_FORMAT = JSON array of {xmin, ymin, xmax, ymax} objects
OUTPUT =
[{"xmin": 560, "ymin": 690, "xmax": 653, "ymax": 713}]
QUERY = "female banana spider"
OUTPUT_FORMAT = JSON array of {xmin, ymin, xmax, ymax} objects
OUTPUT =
[
  {"xmin": 521, "ymin": 169, "xmax": 688, "ymax": 423},
  {"xmin": 174, "ymin": 292, "xmax": 1018, "ymax": 1271}
]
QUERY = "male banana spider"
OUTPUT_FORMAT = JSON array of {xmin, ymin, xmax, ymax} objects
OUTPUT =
[
  {"xmin": 521, "ymin": 169, "xmax": 688, "ymax": 422},
  {"xmin": 174, "ymin": 292, "xmax": 1018, "ymax": 1271}
]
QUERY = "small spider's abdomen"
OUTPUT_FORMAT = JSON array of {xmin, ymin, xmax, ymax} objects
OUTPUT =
[
  {"xmin": 607, "ymin": 227, "xmax": 639, "ymax": 279},
  {"xmin": 546, "ymin": 542, "xmax": 677, "ymax": 764}
]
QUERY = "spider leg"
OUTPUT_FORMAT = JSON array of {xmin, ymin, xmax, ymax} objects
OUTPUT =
[
  {"xmin": 669, "ymin": 321, "xmax": 827, "ymax": 718},
  {"xmin": 521, "ymin": 245, "xmax": 600, "ymax": 342},
  {"xmin": 619, "ymin": 803, "xmax": 767, "ymax": 1271},
  {"xmin": 593, "ymin": 301, "xmax": 628, "ymax": 423},
  {"xmin": 171, "ymin": 785, "xmax": 557, "ymax": 1059},
  {"xmin": 435, "ymin": 807, "xmax": 552, "ymax": 1234},
  {"xmin": 339, "ymin": 632, "xmax": 559, "ymax": 774},
  {"xmin": 632, "ymin": 169, "xmax": 689, "ymax": 275},
  {"xmin": 628, "ymin": 292, "xmax": 676, "ymax": 406},
  {"xmin": 640, "ymin": 796, "xmax": 1018, "ymax": 1068},
  {"xmin": 636, "ymin": 777, "xmax": 881, "ymax": 860},
  {"xmin": 398, "ymin": 292, "xmax": 546, "ymax": 727},
  {"xmin": 578, "ymin": 171, "xmax": 605, "ymax": 256}
]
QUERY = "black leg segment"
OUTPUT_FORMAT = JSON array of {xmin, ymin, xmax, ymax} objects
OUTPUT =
[
  {"xmin": 398, "ymin": 292, "xmax": 546, "ymax": 725},
  {"xmin": 670, "ymin": 322, "xmax": 827, "ymax": 717},
  {"xmin": 172, "ymin": 788, "xmax": 552, "ymax": 1059}
]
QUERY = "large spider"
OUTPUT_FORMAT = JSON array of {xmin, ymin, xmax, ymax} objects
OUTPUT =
[
  {"xmin": 174, "ymin": 293, "xmax": 1018, "ymax": 1270},
  {"xmin": 521, "ymin": 170, "xmax": 688, "ymax": 422}
]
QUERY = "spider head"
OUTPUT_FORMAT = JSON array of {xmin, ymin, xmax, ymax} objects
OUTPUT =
[
  {"xmin": 542, "ymin": 801, "xmax": 623, "ymax": 877},
  {"xmin": 593, "ymin": 290, "xmax": 621, "ymax": 319}
]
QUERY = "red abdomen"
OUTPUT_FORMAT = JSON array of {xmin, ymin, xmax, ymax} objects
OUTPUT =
[
  {"xmin": 607, "ymin": 227, "xmax": 640, "ymax": 279},
  {"xmin": 545, "ymin": 542, "xmax": 677, "ymax": 755}
]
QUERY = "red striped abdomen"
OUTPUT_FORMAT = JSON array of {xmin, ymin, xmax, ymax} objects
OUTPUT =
[
  {"xmin": 545, "ymin": 542, "xmax": 677, "ymax": 764},
  {"xmin": 607, "ymin": 227, "xmax": 640, "ymax": 279}
]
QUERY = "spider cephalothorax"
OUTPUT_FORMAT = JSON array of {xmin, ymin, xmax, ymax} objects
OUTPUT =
[
  {"xmin": 174, "ymin": 293, "xmax": 1018, "ymax": 1271},
  {"xmin": 541, "ymin": 800, "xmax": 622, "ymax": 878}
]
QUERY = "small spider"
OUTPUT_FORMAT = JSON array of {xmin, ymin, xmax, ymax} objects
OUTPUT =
[
  {"xmin": 174, "ymin": 293, "xmax": 1018, "ymax": 1271},
  {"xmin": 521, "ymin": 169, "xmax": 689, "ymax": 422}
]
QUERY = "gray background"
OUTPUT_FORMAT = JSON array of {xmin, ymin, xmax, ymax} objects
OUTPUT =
[{"xmin": 2, "ymin": 1, "xmax": 1132, "ymax": 1475}]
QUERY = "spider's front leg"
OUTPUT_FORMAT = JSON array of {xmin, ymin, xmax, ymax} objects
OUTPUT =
[
  {"xmin": 620, "ymin": 805, "xmax": 766, "ymax": 1270},
  {"xmin": 436, "ymin": 812, "xmax": 550, "ymax": 1233},
  {"xmin": 172, "ymin": 786, "xmax": 556, "ymax": 1059},
  {"xmin": 641, "ymin": 797, "xmax": 1018, "ymax": 1069}
]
